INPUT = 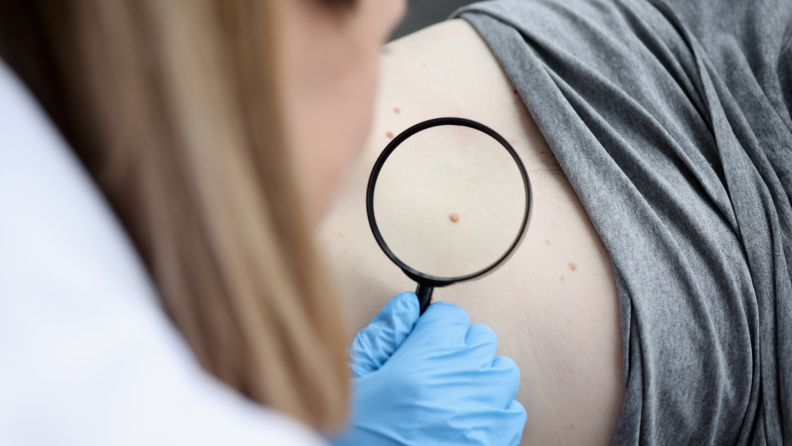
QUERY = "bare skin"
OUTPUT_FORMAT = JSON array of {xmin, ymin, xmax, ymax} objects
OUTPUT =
[{"xmin": 318, "ymin": 19, "xmax": 624, "ymax": 446}]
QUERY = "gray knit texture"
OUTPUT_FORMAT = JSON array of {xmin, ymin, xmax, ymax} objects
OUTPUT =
[{"xmin": 456, "ymin": 0, "xmax": 792, "ymax": 444}]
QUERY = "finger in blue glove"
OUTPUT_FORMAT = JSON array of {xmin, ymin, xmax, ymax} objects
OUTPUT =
[{"xmin": 347, "ymin": 291, "xmax": 419, "ymax": 378}]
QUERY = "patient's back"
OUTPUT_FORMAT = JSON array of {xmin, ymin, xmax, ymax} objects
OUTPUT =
[{"xmin": 318, "ymin": 20, "xmax": 623, "ymax": 446}]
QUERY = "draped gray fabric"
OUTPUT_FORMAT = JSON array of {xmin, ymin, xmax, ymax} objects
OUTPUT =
[{"xmin": 455, "ymin": 1, "xmax": 792, "ymax": 444}]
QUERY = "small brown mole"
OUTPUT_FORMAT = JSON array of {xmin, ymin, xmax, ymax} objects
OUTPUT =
[
  {"xmin": 545, "ymin": 239, "xmax": 551, "ymax": 246},
  {"xmin": 393, "ymin": 107, "xmax": 401, "ymax": 114},
  {"xmin": 560, "ymin": 275, "xmax": 565, "ymax": 282},
  {"xmin": 385, "ymin": 131, "xmax": 394, "ymax": 139},
  {"xmin": 449, "ymin": 212, "xmax": 461, "ymax": 223},
  {"xmin": 568, "ymin": 262, "xmax": 577, "ymax": 271}
]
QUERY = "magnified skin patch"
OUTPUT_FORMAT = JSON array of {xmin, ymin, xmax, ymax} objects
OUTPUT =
[{"xmin": 372, "ymin": 123, "xmax": 526, "ymax": 278}]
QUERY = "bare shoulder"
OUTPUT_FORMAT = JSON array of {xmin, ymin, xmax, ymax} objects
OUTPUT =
[{"xmin": 318, "ymin": 20, "xmax": 624, "ymax": 446}]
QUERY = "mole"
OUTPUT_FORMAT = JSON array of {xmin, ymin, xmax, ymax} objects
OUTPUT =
[
  {"xmin": 393, "ymin": 107, "xmax": 401, "ymax": 114},
  {"xmin": 568, "ymin": 262, "xmax": 577, "ymax": 271},
  {"xmin": 545, "ymin": 239, "xmax": 551, "ymax": 246},
  {"xmin": 385, "ymin": 131, "xmax": 394, "ymax": 139},
  {"xmin": 449, "ymin": 212, "xmax": 460, "ymax": 223}
]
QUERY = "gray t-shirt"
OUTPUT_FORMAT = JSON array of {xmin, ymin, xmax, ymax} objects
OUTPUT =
[{"xmin": 455, "ymin": 0, "xmax": 792, "ymax": 444}]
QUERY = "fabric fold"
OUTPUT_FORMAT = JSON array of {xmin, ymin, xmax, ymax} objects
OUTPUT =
[{"xmin": 456, "ymin": 0, "xmax": 792, "ymax": 444}]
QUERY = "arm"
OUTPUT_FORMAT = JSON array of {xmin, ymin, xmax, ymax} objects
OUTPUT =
[{"xmin": 318, "ymin": 19, "xmax": 624, "ymax": 446}]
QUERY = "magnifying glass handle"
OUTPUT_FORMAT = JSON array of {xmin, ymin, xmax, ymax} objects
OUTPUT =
[{"xmin": 416, "ymin": 283, "xmax": 434, "ymax": 315}]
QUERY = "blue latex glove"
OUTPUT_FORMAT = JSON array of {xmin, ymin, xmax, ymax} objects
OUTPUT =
[{"xmin": 332, "ymin": 292, "xmax": 526, "ymax": 446}]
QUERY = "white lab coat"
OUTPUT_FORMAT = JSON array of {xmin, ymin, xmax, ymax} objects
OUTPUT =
[{"xmin": 0, "ymin": 60, "xmax": 327, "ymax": 446}]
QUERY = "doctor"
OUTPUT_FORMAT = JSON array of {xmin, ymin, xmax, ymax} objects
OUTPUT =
[{"xmin": 0, "ymin": 0, "xmax": 525, "ymax": 444}]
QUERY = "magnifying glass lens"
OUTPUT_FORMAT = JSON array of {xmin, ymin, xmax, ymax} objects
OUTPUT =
[{"xmin": 372, "ymin": 124, "xmax": 527, "ymax": 279}]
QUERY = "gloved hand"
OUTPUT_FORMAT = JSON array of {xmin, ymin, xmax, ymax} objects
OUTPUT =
[{"xmin": 331, "ymin": 292, "xmax": 526, "ymax": 446}]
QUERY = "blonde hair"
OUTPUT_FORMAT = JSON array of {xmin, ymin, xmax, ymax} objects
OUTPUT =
[{"xmin": 0, "ymin": 0, "xmax": 349, "ymax": 431}]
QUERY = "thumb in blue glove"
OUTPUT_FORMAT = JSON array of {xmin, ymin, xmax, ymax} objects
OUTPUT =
[
  {"xmin": 332, "ymin": 292, "xmax": 526, "ymax": 446},
  {"xmin": 347, "ymin": 291, "xmax": 420, "ymax": 378}
]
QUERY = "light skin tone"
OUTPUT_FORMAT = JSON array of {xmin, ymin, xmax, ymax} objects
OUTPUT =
[
  {"xmin": 280, "ymin": 0, "xmax": 406, "ymax": 220},
  {"xmin": 282, "ymin": 2, "xmax": 625, "ymax": 445}
]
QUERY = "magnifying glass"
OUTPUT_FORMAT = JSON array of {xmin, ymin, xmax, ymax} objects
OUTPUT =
[{"xmin": 366, "ymin": 117, "xmax": 532, "ymax": 315}]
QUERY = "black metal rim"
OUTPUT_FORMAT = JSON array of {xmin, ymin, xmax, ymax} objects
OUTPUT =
[{"xmin": 365, "ymin": 117, "xmax": 532, "ymax": 287}]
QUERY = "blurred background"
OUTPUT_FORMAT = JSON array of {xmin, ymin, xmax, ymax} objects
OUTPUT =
[{"xmin": 389, "ymin": 0, "xmax": 479, "ymax": 41}]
